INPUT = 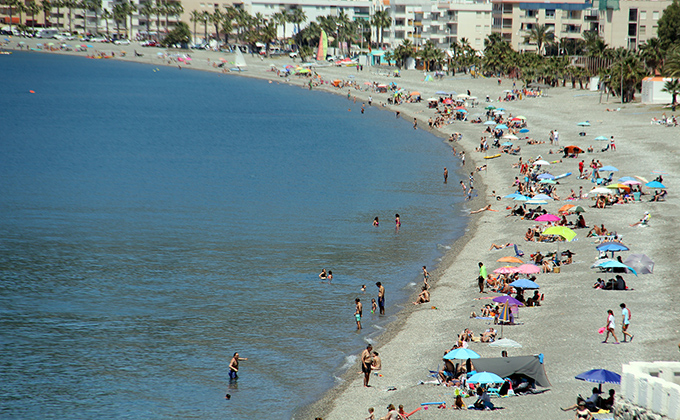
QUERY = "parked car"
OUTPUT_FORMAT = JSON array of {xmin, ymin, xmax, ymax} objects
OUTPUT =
[
  {"xmin": 113, "ymin": 38, "xmax": 130, "ymax": 45},
  {"xmin": 140, "ymin": 40, "xmax": 159, "ymax": 47}
]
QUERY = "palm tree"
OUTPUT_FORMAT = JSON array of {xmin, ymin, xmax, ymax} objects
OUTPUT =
[
  {"xmin": 112, "ymin": 1, "xmax": 125, "ymax": 37},
  {"xmin": 639, "ymin": 37, "xmax": 665, "ymax": 75},
  {"xmin": 41, "ymin": 0, "xmax": 51, "ymax": 29},
  {"xmin": 139, "ymin": 1, "xmax": 154, "ymax": 38},
  {"xmin": 89, "ymin": 0, "xmax": 101, "ymax": 35},
  {"xmin": 101, "ymin": 7, "xmax": 111, "ymax": 37},
  {"xmin": 288, "ymin": 7, "xmax": 305, "ymax": 36},
  {"xmin": 221, "ymin": 8, "xmax": 234, "ymax": 44},
  {"xmin": 201, "ymin": 10, "xmax": 209, "ymax": 42},
  {"xmin": 524, "ymin": 24, "xmax": 554, "ymax": 55},
  {"xmin": 661, "ymin": 78, "xmax": 680, "ymax": 111},
  {"xmin": 663, "ymin": 47, "xmax": 680, "ymax": 78},
  {"xmin": 28, "ymin": 1, "xmax": 40, "ymax": 35},
  {"xmin": 189, "ymin": 10, "xmax": 201, "ymax": 43},
  {"xmin": 371, "ymin": 9, "xmax": 390, "ymax": 47},
  {"xmin": 64, "ymin": 0, "xmax": 75, "ymax": 33},
  {"xmin": 335, "ymin": 10, "xmax": 350, "ymax": 55},
  {"xmin": 125, "ymin": 0, "xmax": 136, "ymax": 39},
  {"xmin": 211, "ymin": 8, "xmax": 224, "ymax": 42},
  {"xmin": 272, "ymin": 11, "xmax": 287, "ymax": 40},
  {"xmin": 171, "ymin": 2, "xmax": 183, "ymax": 31},
  {"xmin": 609, "ymin": 50, "xmax": 645, "ymax": 103}
]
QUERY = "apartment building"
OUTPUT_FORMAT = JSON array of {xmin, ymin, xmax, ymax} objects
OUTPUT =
[
  {"xmin": 491, "ymin": 0, "xmax": 671, "ymax": 52},
  {"xmin": 387, "ymin": 0, "xmax": 492, "ymax": 50}
]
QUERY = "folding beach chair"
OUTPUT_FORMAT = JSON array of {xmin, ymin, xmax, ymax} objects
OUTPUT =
[{"xmin": 514, "ymin": 244, "xmax": 524, "ymax": 257}]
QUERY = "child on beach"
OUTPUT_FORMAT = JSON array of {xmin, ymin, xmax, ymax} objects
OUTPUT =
[
  {"xmin": 366, "ymin": 407, "xmax": 375, "ymax": 420},
  {"xmin": 371, "ymin": 298, "xmax": 377, "ymax": 314}
]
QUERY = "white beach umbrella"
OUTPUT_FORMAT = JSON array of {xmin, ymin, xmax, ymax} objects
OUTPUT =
[
  {"xmin": 588, "ymin": 187, "xmax": 614, "ymax": 196},
  {"xmin": 533, "ymin": 160, "xmax": 550, "ymax": 166}
]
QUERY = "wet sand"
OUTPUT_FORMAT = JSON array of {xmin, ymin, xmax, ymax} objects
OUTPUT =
[{"xmin": 9, "ymin": 40, "xmax": 680, "ymax": 419}]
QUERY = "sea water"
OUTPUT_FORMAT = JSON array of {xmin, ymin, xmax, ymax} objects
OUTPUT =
[{"xmin": 0, "ymin": 52, "xmax": 468, "ymax": 419}]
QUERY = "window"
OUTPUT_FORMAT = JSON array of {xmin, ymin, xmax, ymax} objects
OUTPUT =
[
  {"xmin": 640, "ymin": 11, "xmax": 646, "ymax": 20},
  {"xmin": 526, "ymin": 9, "xmax": 537, "ymax": 18},
  {"xmin": 628, "ymin": 23, "xmax": 637, "ymax": 36},
  {"xmin": 629, "ymin": 8, "xmax": 637, "ymax": 22},
  {"xmin": 475, "ymin": 38, "xmax": 481, "ymax": 45},
  {"xmin": 476, "ymin": 11, "xmax": 482, "ymax": 16},
  {"xmin": 545, "ymin": 9, "xmax": 555, "ymax": 18},
  {"xmin": 476, "ymin": 24, "xmax": 481, "ymax": 32},
  {"xmin": 639, "ymin": 25, "xmax": 646, "ymax": 35},
  {"xmin": 652, "ymin": 11, "xmax": 659, "ymax": 20}
]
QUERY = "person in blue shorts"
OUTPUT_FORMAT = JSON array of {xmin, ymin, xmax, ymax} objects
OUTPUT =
[{"xmin": 229, "ymin": 352, "xmax": 248, "ymax": 380}]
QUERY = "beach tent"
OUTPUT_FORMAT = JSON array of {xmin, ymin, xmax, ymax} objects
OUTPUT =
[{"xmin": 472, "ymin": 355, "xmax": 551, "ymax": 388}]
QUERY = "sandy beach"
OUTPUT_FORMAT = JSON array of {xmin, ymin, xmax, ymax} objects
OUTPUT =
[{"xmin": 8, "ymin": 39, "xmax": 679, "ymax": 419}]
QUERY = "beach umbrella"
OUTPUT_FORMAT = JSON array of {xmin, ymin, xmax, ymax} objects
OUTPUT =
[
  {"xmin": 622, "ymin": 180, "xmax": 641, "ymax": 185},
  {"xmin": 533, "ymin": 160, "xmax": 550, "ymax": 166},
  {"xmin": 495, "ymin": 124, "xmax": 509, "ymax": 129},
  {"xmin": 539, "ymin": 179, "xmax": 556, "ymax": 184},
  {"xmin": 595, "ymin": 260, "xmax": 638, "ymax": 276},
  {"xmin": 535, "ymin": 214, "xmax": 560, "ymax": 222},
  {"xmin": 468, "ymin": 371, "xmax": 505, "ymax": 385},
  {"xmin": 516, "ymin": 264, "xmax": 541, "ymax": 274},
  {"xmin": 444, "ymin": 348, "xmax": 481, "ymax": 360},
  {"xmin": 457, "ymin": 93, "xmax": 470, "ymax": 99},
  {"xmin": 575, "ymin": 369, "xmax": 621, "ymax": 388},
  {"xmin": 410, "ymin": 91, "xmax": 421, "ymax": 97},
  {"xmin": 596, "ymin": 242, "xmax": 629, "ymax": 252},
  {"xmin": 501, "ymin": 141, "xmax": 513, "ymax": 146},
  {"xmin": 573, "ymin": 205, "xmax": 586, "ymax": 213},
  {"xmin": 496, "ymin": 108, "xmax": 506, "ymax": 111},
  {"xmin": 503, "ymin": 134, "xmax": 519, "ymax": 140},
  {"xmin": 537, "ymin": 173, "xmax": 555, "ymax": 180},
  {"xmin": 564, "ymin": 145, "xmax": 584, "ymax": 154},
  {"xmin": 516, "ymin": 115, "xmax": 527, "ymax": 120},
  {"xmin": 436, "ymin": 90, "xmax": 448, "ymax": 95},
  {"xmin": 559, "ymin": 204, "xmax": 575, "ymax": 213},
  {"xmin": 577, "ymin": 121, "xmax": 591, "ymax": 126},
  {"xmin": 525, "ymin": 199, "xmax": 548, "ymax": 205},
  {"xmin": 513, "ymin": 195, "xmax": 530, "ymax": 201},
  {"xmin": 520, "ymin": 128, "xmax": 530, "ymax": 133},
  {"xmin": 532, "ymin": 194, "xmax": 552, "ymax": 201},
  {"xmin": 493, "ymin": 295, "xmax": 524, "ymax": 306},
  {"xmin": 497, "ymin": 256, "xmax": 523, "ymax": 264},
  {"xmin": 594, "ymin": 136, "xmax": 608, "ymax": 141},
  {"xmin": 505, "ymin": 193, "xmax": 525, "ymax": 199},
  {"xmin": 485, "ymin": 105, "xmax": 496, "ymax": 110},
  {"xmin": 543, "ymin": 226, "xmax": 576, "ymax": 242},
  {"xmin": 634, "ymin": 176, "xmax": 649, "ymax": 184},
  {"xmin": 588, "ymin": 187, "xmax": 614, "ymax": 196},
  {"xmin": 607, "ymin": 183, "xmax": 630, "ymax": 190},
  {"xmin": 484, "ymin": 120, "xmax": 496, "ymax": 125},
  {"xmin": 600, "ymin": 166, "xmax": 618, "ymax": 172},
  {"xmin": 489, "ymin": 338, "xmax": 522, "ymax": 348},
  {"xmin": 494, "ymin": 266, "xmax": 518, "ymax": 274},
  {"xmin": 427, "ymin": 97, "xmax": 438, "ymax": 102},
  {"xmin": 497, "ymin": 302, "xmax": 512, "ymax": 337},
  {"xmin": 510, "ymin": 279, "xmax": 539, "ymax": 289},
  {"xmin": 623, "ymin": 254, "xmax": 654, "ymax": 274},
  {"xmin": 645, "ymin": 181, "xmax": 666, "ymax": 189}
]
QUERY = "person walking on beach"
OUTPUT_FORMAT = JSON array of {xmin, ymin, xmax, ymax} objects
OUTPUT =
[
  {"xmin": 413, "ymin": 118, "xmax": 418, "ymax": 130},
  {"xmin": 444, "ymin": 167, "xmax": 448, "ymax": 184},
  {"xmin": 460, "ymin": 151, "xmax": 465, "ymax": 166},
  {"xmin": 610, "ymin": 136, "xmax": 616, "ymax": 151},
  {"xmin": 579, "ymin": 160, "xmax": 585, "ymax": 178},
  {"xmin": 620, "ymin": 303, "xmax": 634, "ymax": 342},
  {"xmin": 478, "ymin": 262, "xmax": 487, "ymax": 293},
  {"xmin": 376, "ymin": 282, "xmax": 385, "ymax": 315},
  {"xmin": 460, "ymin": 180, "xmax": 467, "ymax": 193},
  {"xmin": 602, "ymin": 309, "xmax": 620, "ymax": 344},
  {"xmin": 229, "ymin": 352, "xmax": 248, "ymax": 380},
  {"xmin": 355, "ymin": 298, "xmax": 363, "ymax": 330},
  {"xmin": 361, "ymin": 344, "xmax": 374, "ymax": 387}
]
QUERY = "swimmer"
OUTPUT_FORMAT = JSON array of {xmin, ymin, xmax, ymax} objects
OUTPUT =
[
  {"xmin": 319, "ymin": 269, "xmax": 327, "ymax": 281},
  {"xmin": 373, "ymin": 217, "xmax": 379, "ymax": 227},
  {"xmin": 395, "ymin": 214, "xmax": 401, "ymax": 231}
]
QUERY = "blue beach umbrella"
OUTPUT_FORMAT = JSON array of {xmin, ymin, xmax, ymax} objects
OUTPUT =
[
  {"xmin": 595, "ymin": 260, "xmax": 637, "ymax": 276},
  {"xmin": 599, "ymin": 166, "xmax": 618, "ymax": 172},
  {"xmin": 575, "ymin": 369, "xmax": 621, "ymax": 385},
  {"xmin": 504, "ymin": 193, "xmax": 524, "ymax": 199},
  {"xmin": 519, "ymin": 128, "xmax": 530, "ymax": 133},
  {"xmin": 596, "ymin": 242, "xmax": 629, "ymax": 252},
  {"xmin": 496, "ymin": 108, "xmax": 505, "ymax": 111},
  {"xmin": 496, "ymin": 124, "xmax": 508, "ymax": 129},
  {"xmin": 645, "ymin": 181, "xmax": 666, "ymax": 189},
  {"xmin": 537, "ymin": 173, "xmax": 555, "ymax": 180},
  {"xmin": 502, "ymin": 141, "xmax": 513, "ymax": 146},
  {"xmin": 513, "ymin": 195, "xmax": 530, "ymax": 201},
  {"xmin": 594, "ymin": 136, "xmax": 608, "ymax": 141},
  {"xmin": 510, "ymin": 278, "xmax": 539, "ymax": 289},
  {"xmin": 436, "ymin": 91, "xmax": 448, "ymax": 95},
  {"xmin": 444, "ymin": 348, "xmax": 481, "ymax": 360},
  {"xmin": 577, "ymin": 121, "xmax": 591, "ymax": 126},
  {"xmin": 532, "ymin": 194, "xmax": 552, "ymax": 200},
  {"xmin": 468, "ymin": 371, "xmax": 505, "ymax": 384},
  {"xmin": 618, "ymin": 176, "xmax": 636, "ymax": 183}
]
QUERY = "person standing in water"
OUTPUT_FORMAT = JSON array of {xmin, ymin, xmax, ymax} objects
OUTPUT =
[
  {"xmin": 376, "ymin": 282, "xmax": 385, "ymax": 315},
  {"xmin": 229, "ymin": 352, "xmax": 248, "ymax": 380},
  {"xmin": 395, "ymin": 214, "xmax": 401, "ymax": 232},
  {"xmin": 373, "ymin": 217, "xmax": 379, "ymax": 227},
  {"xmin": 327, "ymin": 270, "xmax": 333, "ymax": 283},
  {"xmin": 319, "ymin": 269, "xmax": 327, "ymax": 281},
  {"xmin": 444, "ymin": 167, "xmax": 448, "ymax": 183},
  {"xmin": 354, "ymin": 298, "xmax": 363, "ymax": 330},
  {"xmin": 422, "ymin": 266, "xmax": 430, "ymax": 289}
]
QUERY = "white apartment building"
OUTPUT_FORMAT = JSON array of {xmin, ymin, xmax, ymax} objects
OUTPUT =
[
  {"xmin": 387, "ymin": 0, "xmax": 492, "ymax": 50},
  {"xmin": 491, "ymin": 0, "xmax": 671, "ymax": 52}
]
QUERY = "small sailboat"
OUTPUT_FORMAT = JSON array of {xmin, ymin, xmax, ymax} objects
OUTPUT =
[{"xmin": 231, "ymin": 48, "xmax": 247, "ymax": 72}]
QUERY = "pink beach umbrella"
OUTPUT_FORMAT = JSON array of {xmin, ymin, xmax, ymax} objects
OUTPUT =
[
  {"xmin": 516, "ymin": 264, "xmax": 541, "ymax": 274},
  {"xmin": 494, "ymin": 266, "xmax": 519, "ymax": 274},
  {"xmin": 535, "ymin": 214, "xmax": 561, "ymax": 222}
]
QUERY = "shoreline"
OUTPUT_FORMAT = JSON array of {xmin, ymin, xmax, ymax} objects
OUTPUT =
[{"xmin": 9, "ymin": 40, "xmax": 679, "ymax": 420}]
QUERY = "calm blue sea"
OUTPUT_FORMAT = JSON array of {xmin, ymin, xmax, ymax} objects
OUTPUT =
[{"xmin": 0, "ymin": 52, "xmax": 468, "ymax": 419}]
